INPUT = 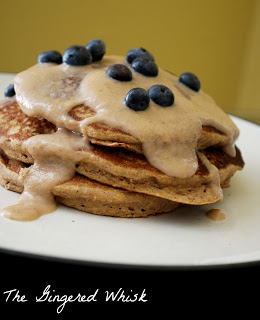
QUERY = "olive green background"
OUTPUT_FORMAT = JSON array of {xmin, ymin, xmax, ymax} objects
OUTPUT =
[{"xmin": 0, "ymin": 0, "xmax": 259, "ymax": 123}]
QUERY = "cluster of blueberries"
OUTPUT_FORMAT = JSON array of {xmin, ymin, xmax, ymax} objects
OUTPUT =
[
  {"xmin": 125, "ymin": 85, "xmax": 174, "ymax": 111},
  {"xmin": 4, "ymin": 40, "xmax": 201, "ymax": 112},
  {"xmin": 4, "ymin": 39, "xmax": 105, "ymax": 98},
  {"xmin": 105, "ymin": 47, "xmax": 200, "ymax": 111},
  {"xmin": 38, "ymin": 39, "xmax": 106, "ymax": 65}
]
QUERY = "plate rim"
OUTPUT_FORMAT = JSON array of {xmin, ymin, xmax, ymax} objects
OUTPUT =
[{"xmin": 1, "ymin": 246, "xmax": 260, "ymax": 271}]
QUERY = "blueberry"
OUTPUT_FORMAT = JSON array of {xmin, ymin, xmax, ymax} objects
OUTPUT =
[
  {"xmin": 148, "ymin": 85, "xmax": 174, "ymax": 107},
  {"xmin": 131, "ymin": 57, "xmax": 158, "ymax": 77},
  {"xmin": 106, "ymin": 64, "xmax": 132, "ymax": 81},
  {"xmin": 86, "ymin": 39, "xmax": 105, "ymax": 62},
  {"xmin": 37, "ymin": 50, "xmax": 62, "ymax": 64},
  {"xmin": 125, "ymin": 88, "xmax": 150, "ymax": 111},
  {"xmin": 179, "ymin": 72, "xmax": 200, "ymax": 92},
  {"xmin": 4, "ymin": 84, "xmax": 15, "ymax": 98},
  {"xmin": 126, "ymin": 47, "xmax": 154, "ymax": 64},
  {"xmin": 63, "ymin": 45, "xmax": 92, "ymax": 66}
]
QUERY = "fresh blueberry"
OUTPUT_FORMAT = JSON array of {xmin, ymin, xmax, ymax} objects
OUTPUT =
[
  {"xmin": 4, "ymin": 84, "xmax": 15, "ymax": 98},
  {"xmin": 179, "ymin": 72, "xmax": 200, "ymax": 91},
  {"xmin": 125, "ymin": 88, "xmax": 150, "ymax": 111},
  {"xmin": 37, "ymin": 50, "xmax": 62, "ymax": 64},
  {"xmin": 131, "ymin": 57, "xmax": 158, "ymax": 77},
  {"xmin": 148, "ymin": 85, "xmax": 174, "ymax": 107},
  {"xmin": 106, "ymin": 64, "xmax": 132, "ymax": 81},
  {"xmin": 126, "ymin": 47, "xmax": 154, "ymax": 64},
  {"xmin": 63, "ymin": 45, "xmax": 92, "ymax": 66},
  {"xmin": 86, "ymin": 39, "xmax": 105, "ymax": 62}
]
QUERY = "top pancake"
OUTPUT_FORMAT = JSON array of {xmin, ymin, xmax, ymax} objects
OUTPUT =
[
  {"xmin": 69, "ymin": 103, "xmax": 230, "ymax": 154},
  {"xmin": 13, "ymin": 55, "xmax": 239, "ymax": 179}
]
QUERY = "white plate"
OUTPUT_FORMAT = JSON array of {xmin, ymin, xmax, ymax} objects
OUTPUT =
[{"xmin": 0, "ymin": 73, "xmax": 259, "ymax": 269}]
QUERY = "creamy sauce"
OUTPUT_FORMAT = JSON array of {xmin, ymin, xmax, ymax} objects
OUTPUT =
[
  {"xmin": 1, "ymin": 128, "xmax": 89, "ymax": 221},
  {"xmin": 197, "ymin": 152, "xmax": 223, "ymax": 201},
  {"xmin": 1, "ymin": 55, "xmax": 239, "ymax": 221},
  {"xmin": 206, "ymin": 209, "xmax": 226, "ymax": 221},
  {"xmin": 14, "ymin": 56, "xmax": 239, "ymax": 177}
]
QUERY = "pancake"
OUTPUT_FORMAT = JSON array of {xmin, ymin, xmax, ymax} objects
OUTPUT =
[
  {"xmin": 0, "ymin": 100, "xmax": 230, "ymax": 162},
  {"xmin": 0, "ymin": 100, "xmax": 244, "ymax": 206},
  {"xmin": 75, "ymin": 145, "xmax": 244, "ymax": 205},
  {"xmin": 0, "ymin": 100, "xmax": 56, "ymax": 163},
  {"xmin": 0, "ymin": 149, "xmax": 180, "ymax": 218},
  {"xmin": 69, "ymin": 103, "xmax": 230, "ymax": 152}
]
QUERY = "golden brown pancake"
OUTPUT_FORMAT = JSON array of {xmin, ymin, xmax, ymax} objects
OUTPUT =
[
  {"xmin": 0, "ymin": 100, "xmax": 244, "ymax": 207},
  {"xmin": 0, "ymin": 100, "xmax": 56, "ymax": 163},
  {"xmin": 0, "ymin": 149, "xmax": 181, "ymax": 218},
  {"xmin": 75, "ymin": 145, "xmax": 244, "ymax": 205},
  {"xmin": 68, "ymin": 103, "xmax": 231, "ymax": 152},
  {"xmin": 0, "ymin": 100, "xmax": 230, "ymax": 163}
]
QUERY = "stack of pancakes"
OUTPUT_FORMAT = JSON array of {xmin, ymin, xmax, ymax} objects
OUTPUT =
[{"xmin": 0, "ymin": 97, "xmax": 244, "ymax": 218}]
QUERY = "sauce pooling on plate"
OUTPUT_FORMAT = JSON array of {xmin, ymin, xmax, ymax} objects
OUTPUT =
[{"xmin": 206, "ymin": 209, "xmax": 226, "ymax": 221}]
